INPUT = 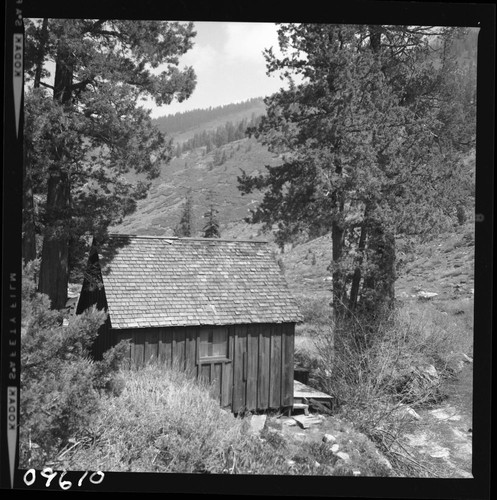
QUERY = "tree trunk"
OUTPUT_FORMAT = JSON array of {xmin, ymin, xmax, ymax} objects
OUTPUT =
[
  {"xmin": 348, "ymin": 218, "xmax": 368, "ymax": 312},
  {"xmin": 38, "ymin": 170, "xmax": 71, "ymax": 309},
  {"xmin": 38, "ymin": 44, "xmax": 74, "ymax": 308},
  {"xmin": 23, "ymin": 19, "xmax": 50, "ymax": 265},
  {"xmin": 34, "ymin": 18, "xmax": 49, "ymax": 89},
  {"xmin": 331, "ymin": 208, "xmax": 347, "ymax": 319},
  {"xmin": 362, "ymin": 222, "xmax": 396, "ymax": 316}
]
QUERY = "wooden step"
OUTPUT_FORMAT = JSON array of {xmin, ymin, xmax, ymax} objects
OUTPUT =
[{"xmin": 292, "ymin": 402, "xmax": 309, "ymax": 415}]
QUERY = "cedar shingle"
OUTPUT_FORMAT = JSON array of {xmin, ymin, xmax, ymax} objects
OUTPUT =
[{"xmin": 93, "ymin": 235, "xmax": 302, "ymax": 329}]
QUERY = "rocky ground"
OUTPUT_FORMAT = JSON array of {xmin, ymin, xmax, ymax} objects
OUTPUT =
[{"xmin": 277, "ymin": 221, "xmax": 475, "ymax": 478}]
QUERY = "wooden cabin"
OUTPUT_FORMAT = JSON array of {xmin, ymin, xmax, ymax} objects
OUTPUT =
[{"xmin": 77, "ymin": 234, "xmax": 302, "ymax": 413}]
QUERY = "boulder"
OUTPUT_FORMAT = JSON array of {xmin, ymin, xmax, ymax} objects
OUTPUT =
[{"xmin": 330, "ymin": 444, "xmax": 340, "ymax": 453}]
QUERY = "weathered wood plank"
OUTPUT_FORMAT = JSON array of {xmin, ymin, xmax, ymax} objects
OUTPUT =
[
  {"xmin": 222, "ymin": 327, "xmax": 235, "ymax": 408},
  {"xmin": 246, "ymin": 325, "xmax": 259, "ymax": 411},
  {"xmin": 282, "ymin": 324, "xmax": 295, "ymax": 407},
  {"xmin": 144, "ymin": 329, "xmax": 159, "ymax": 364},
  {"xmin": 257, "ymin": 326, "xmax": 270, "ymax": 410},
  {"xmin": 158, "ymin": 328, "xmax": 173, "ymax": 367},
  {"xmin": 133, "ymin": 331, "xmax": 145, "ymax": 368},
  {"xmin": 200, "ymin": 363, "xmax": 211, "ymax": 384},
  {"xmin": 269, "ymin": 324, "xmax": 282, "ymax": 408},
  {"xmin": 173, "ymin": 327, "xmax": 185, "ymax": 370},
  {"xmin": 185, "ymin": 327, "xmax": 197, "ymax": 375},
  {"xmin": 212, "ymin": 363, "xmax": 222, "ymax": 404},
  {"xmin": 232, "ymin": 324, "xmax": 247, "ymax": 413}
]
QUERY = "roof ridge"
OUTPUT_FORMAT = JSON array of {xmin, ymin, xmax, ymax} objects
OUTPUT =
[{"xmin": 107, "ymin": 233, "xmax": 269, "ymax": 244}]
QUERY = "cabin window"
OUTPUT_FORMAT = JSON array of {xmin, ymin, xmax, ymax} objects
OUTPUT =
[{"xmin": 199, "ymin": 327, "xmax": 228, "ymax": 360}]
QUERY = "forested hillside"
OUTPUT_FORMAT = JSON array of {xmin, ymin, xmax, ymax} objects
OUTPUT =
[{"xmin": 111, "ymin": 98, "xmax": 274, "ymax": 239}]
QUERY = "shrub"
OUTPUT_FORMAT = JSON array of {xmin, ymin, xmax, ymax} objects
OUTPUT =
[
  {"xmin": 300, "ymin": 301, "xmax": 465, "ymax": 476},
  {"xmin": 19, "ymin": 263, "xmax": 127, "ymax": 468}
]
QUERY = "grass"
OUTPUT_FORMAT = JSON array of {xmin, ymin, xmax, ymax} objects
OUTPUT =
[{"xmin": 55, "ymin": 362, "xmax": 392, "ymax": 476}]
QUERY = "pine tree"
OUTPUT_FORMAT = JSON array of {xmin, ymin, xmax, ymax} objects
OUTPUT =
[
  {"xmin": 202, "ymin": 205, "xmax": 221, "ymax": 238},
  {"xmin": 238, "ymin": 24, "xmax": 475, "ymax": 320},
  {"xmin": 24, "ymin": 19, "xmax": 197, "ymax": 309},
  {"xmin": 174, "ymin": 192, "xmax": 194, "ymax": 237}
]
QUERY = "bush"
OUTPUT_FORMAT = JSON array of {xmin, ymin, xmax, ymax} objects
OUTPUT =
[
  {"xmin": 300, "ymin": 302, "xmax": 464, "ymax": 476},
  {"xmin": 20, "ymin": 263, "xmax": 127, "ymax": 468}
]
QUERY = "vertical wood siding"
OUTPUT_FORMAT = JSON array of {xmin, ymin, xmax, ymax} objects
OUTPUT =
[{"xmin": 99, "ymin": 323, "xmax": 294, "ymax": 412}]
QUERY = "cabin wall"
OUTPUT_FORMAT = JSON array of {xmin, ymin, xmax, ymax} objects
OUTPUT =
[{"xmin": 103, "ymin": 323, "xmax": 295, "ymax": 412}]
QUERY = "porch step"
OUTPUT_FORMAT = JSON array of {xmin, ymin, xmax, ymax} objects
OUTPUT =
[{"xmin": 292, "ymin": 402, "xmax": 309, "ymax": 415}]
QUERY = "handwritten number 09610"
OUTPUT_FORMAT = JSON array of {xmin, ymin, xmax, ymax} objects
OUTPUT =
[{"xmin": 23, "ymin": 468, "xmax": 104, "ymax": 489}]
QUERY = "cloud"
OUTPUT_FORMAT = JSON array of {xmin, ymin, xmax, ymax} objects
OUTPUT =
[{"xmin": 223, "ymin": 22, "xmax": 279, "ymax": 64}]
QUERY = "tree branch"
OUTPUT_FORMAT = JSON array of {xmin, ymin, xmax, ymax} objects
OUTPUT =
[{"xmin": 38, "ymin": 81, "xmax": 54, "ymax": 90}]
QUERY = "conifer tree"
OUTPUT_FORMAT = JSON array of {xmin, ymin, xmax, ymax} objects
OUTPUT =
[
  {"xmin": 23, "ymin": 19, "xmax": 197, "ymax": 309},
  {"xmin": 174, "ymin": 191, "xmax": 194, "ymax": 237},
  {"xmin": 238, "ymin": 24, "xmax": 476, "ymax": 320},
  {"xmin": 202, "ymin": 205, "xmax": 221, "ymax": 238}
]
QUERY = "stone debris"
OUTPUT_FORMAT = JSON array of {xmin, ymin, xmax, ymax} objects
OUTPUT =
[
  {"xmin": 374, "ymin": 450, "xmax": 393, "ymax": 470},
  {"xmin": 249, "ymin": 414, "xmax": 267, "ymax": 434},
  {"xmin": 322, "ymin": 433, "xmax": 337, "ymax": 443},
  {"xmin": 335, "ymin": 451, "xmax": 350, "ymax": 462},
  {"xmin": 428, "ymin": 446, "xmax": 450, "ymax": 459},
  {"xmin": 418, "ymin": 364, "xmax": 439, "ymax": 382},
  {"xmin": 395, "ymin": 405, "xmax": 421, "ymax": 421}
]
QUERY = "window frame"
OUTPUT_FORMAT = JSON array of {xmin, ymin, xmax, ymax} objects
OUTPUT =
[{"xmin": 196, "ymin": 326, "xmax": 231, "ymax": 364}]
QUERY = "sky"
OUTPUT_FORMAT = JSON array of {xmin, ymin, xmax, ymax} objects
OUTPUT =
[{"xmin": 146, "ymin": 22, "xmax": 287, "ymax": 119}]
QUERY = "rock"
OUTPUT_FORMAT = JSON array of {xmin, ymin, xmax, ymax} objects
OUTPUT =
[
  {"xmin": 330, "ymin": 444, "xmax": 340, "ymax": 453},
  {"xmin": 395, "ymin": 405, "xmax": 421, "ymax": 421},
  {"xmin": 374, "ymin": 450, "xmax": 393, "ymax": 470},
  {"xmin": 335, "ymin": 451, "xmax": 350, "ymax": 462},
  {"xmin": 352, "ymin": 470, "xmax": 361, "ymax": 476},
  {"xmin": 286, "ymin": 459, "xmax": 296, "ymax": 467},
  {"xmin": 323, "ymin": 433, "xmax": 337, "ymax": 443},
  {"xmin": 417, "ymin": 291, "xmax": 439, "ymax": 300},
  {"xmin": 428, "ymin": 446, "xmax": 450, "ymax": 459},
  {"xmin": 418, "ymin": 364, "xmax": 439, "ymax": 382},
  {"xmin": 249, "ymin": 414, "xmax": 267, "ymax": 434},
  {"xmin": 447, "ymin": 358, "xmax": 465, "ymax": 374}
]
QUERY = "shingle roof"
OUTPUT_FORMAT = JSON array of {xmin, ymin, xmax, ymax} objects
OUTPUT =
[{"xmin": 93, "ymin": 235, "xmax": 302, "ymax": 329}]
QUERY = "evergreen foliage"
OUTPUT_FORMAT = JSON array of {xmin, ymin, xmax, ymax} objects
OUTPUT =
[
  {"xmin": 174, "ymin": 113, "xmax": 263, "ymax": 158},
  {"xmin": 174, "ymin": 191, "xmax": 194, "ymax": 237},
  {"xmin": 202, "ymin": 205, "xmax": 221, "ymax": 238},
  {"xmin": 23, "ymin": 19, "xmax": 197, "ymax": 309},
  {"xmin": 20, "ymin": 261, "xmax": 128, "ymax": 468},
  {"xmin": 154, "ymin": 97, "xmax": 265, "ymax": 135},
  {"xmin": 238, "ymin": 24, "xmax": 476, "ymax": 320}
]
